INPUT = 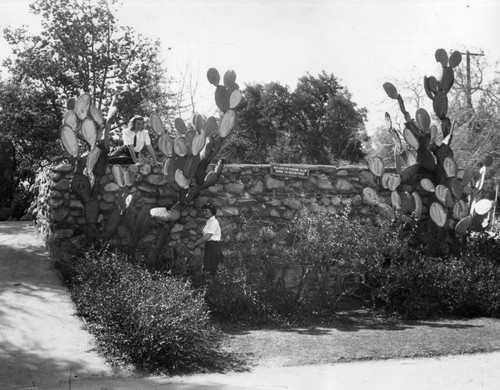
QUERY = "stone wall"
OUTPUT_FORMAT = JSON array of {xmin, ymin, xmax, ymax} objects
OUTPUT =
[{"xmin": 31, "ymin": 162, "xmax": 394, "ymax": 270}]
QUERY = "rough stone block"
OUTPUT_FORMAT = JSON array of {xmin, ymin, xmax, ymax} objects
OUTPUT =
[
  {"xmin": 104, "ymin": 182, "xmax": 120, "ymax": 192},
  {"xmin": 335, "ymin": 178, "xmax": 354, "ymax": 192},
  {"xmin": 266, "ymin": 175, "xmax": 285, "ymax": 190},
  {"xmin": 224, "ymin": 182, "xmax": 245, "ymax": 194}
]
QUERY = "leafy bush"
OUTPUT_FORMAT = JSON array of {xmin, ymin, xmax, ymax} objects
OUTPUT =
[
  {"xmin": 369, "ymin": 239, "xmax": 500, "ymax": 319},
  {"xmin": 60, "ymin": 247, "xmax": 229, "ymax": 374},
  {"xmin": 206, "ymin": 209, "xmax": 412, "ymax": 323},
  {"xmin": 207, "ymin": 209, "xmax": 500, "ymax": 322}
]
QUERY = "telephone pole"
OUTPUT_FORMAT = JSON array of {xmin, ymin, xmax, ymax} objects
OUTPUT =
[{"xmin": 458, "ymin": 50, "xmax": 485, "ymax": 109}]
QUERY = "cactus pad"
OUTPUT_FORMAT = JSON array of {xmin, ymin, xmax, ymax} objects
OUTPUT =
[
  {"xmin": 82, "ymin": 118, "xmax": 97, "ymax": 148},
  {"xmin": 173, "ymin": 136, "xmax": 189, "ymax": 157},
  {"xmin": 63, "ymin": 110, "xmax": 78, "ymax": 130},
  {"xmin": 206, "ymin": 68, "xmax": 220, "ymax": 86},
  {"xmin": 219, "ymin": 109, "xmax": 236, "ymax": 138},
  {"xmin": 420, "ymin": 178, "xmax": 435, "ymax": 192},
  {"xmin": 415, "ymin": 108, "xmax": 431, "ymax": 133},
  {"xmin": 159, "ymin": 134, "xmax": 174, "ymax": 157},
  {"xmin": 86, "ymin": 147, "xmax": 101, "ymax": 178},
  {"xmin": 174, "ymin": 117, "xmax": 188, "ymax": 134},
  {"xmin": 150, "ymin": 207, "xmax": 181, "ymax": 222},
  {"xmin": 90, "ymin": 105, "xmax": 104, "ymax": 127},
  {"xmin": 435, "ymin": 48, "xmax": 448, "ymax": 67},
  {"xmin": 391, "ymin": 191, "xmax": 401, "ymax": 210},
  {"xmin": 448, "ymin": 51, "xmax": 462, "ymax": 68},
  {"xmin": 474, "ymin": 199, "xmax": 492, "ymax": 216},
  {"xmin": 191, "ymin": 130, "xmax": 206, "ymax": 156},
  {"xmin": 443, "ymin": 157, "xmax": 458, "ymax": 177},
  {"xmin": 382, "ymin": 82, "xmax": 399, "ymax": 99},
  {"xmin": 193, "ymin": 113, "xmax": 204, "ymax": 132},
  {"xmin": 174, "ymin": 169, "xmax": 190, "ymax": 189},
  {"xmin": 215, "ymin": 86, "xmax": 230, "ymax": 113},
  {"xmin": 75, "ymin": 93, "xmax": 91, "ymax": 120},
  {"xmin": 150, "ymin": 113, "xmax": 165, "ymax": 135},
  {"xmin": 229, "ymin": 89, "xmax": 243, "ymax": 109},
  {"xmin": 203, "ymin": 116, "xmax": 218, "ymax": 137},
  {"xmin": 368, "ymin": 157, "xmax": 384, "ymax": 177},
  {"xmin": 112, "ymin": 165, "xmax": 125, "ymax": 187},
  {"xmin": 61, "ymin": 125, "xmax": 78, "ymax": 157},
  {"xmin": 430, "ymin": 202, "xmax": 447, "ymax": 227}
]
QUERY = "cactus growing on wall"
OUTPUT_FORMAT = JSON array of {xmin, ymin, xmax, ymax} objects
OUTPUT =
[
  {"xmin": 364, "ymin": 49, "xmax": 494, "ymax": 254},
  {"xmin": 58, "ymin": 68, "xmax": 242, "ymax": 263},
  {"xmin": 145, "ymin": 68, "xmax": 242, "ymax": 265},
  {"xmin": 60, "ymin": 94, "xmax": 117, "ymax": 242}
]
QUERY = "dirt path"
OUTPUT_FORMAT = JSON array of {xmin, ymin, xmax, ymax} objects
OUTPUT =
[{"xmin": 0, "ymin": 221, "xmax": 132, "ymax": 389}]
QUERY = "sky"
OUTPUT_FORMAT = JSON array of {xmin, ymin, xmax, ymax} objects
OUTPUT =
[{"xmin": 0, "ymin": 0, "xmax": 499, "ymax": 131}]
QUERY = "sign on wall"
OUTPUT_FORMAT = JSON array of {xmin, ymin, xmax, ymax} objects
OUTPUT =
[{"xmin": 270, "ymin": 163, "xmax": 310, "ymax": 178}]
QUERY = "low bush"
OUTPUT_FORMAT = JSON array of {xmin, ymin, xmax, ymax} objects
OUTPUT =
[
  {"xmin": 368, "ymin": 234, "xmax": 500, "ymax": 319},
  {"xmin": 206, "ymin": 209, "xmax": 412, "ymax": 324},
  {"xmin": 59, "ymin": 247, "xmax": 229, "ymax": 374},
  {"xmin": 207, "ymin": 209, "xmax": 500, "ymax": 323}
]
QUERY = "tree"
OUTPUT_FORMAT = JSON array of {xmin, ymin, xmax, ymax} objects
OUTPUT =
[
  {"xmin": 223, "ymin": 82, "xmax": 289, "ymax": 163},
  {"xmin": 447, "ymin": 50, "xmax": 500, "ymax": 170},
  {"xmin": 0, "ymin": 0, "xmax": 175, "ymax": 217},
  {"xmin": 289, "ymin": 72, "xmax": 368, "ymax": 164},
  {"xmin": 224, "ymin": 71, "xmax": 367, "ymax": 164},
  {"xmin": 4, "ymin": 0, "xmax": 174, "ymax": 119}
]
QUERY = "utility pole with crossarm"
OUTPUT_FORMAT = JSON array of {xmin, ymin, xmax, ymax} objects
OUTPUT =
[{"xmin": 458, "ymin": 50, "xmax": 485, "ymax": 109}]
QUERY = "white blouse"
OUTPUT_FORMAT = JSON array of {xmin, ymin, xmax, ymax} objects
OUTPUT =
[
  {"xmin": 122, "ymin": 128, "xmax": 151, "ymax": 153},
  {"xmin": 202, "ymin": 216, "xmax": 221, "ymax": 241}
]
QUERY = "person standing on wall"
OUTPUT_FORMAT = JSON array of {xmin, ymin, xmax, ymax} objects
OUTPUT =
[
  {"xmin": 195, "ymin": 203, "xmax": 224, "ymax": 276},
  {"xmin": 108, "ymin": 115, "xmax": 160, "ymax": 166}
]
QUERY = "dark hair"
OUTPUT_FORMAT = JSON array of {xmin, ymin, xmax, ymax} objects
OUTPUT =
[
  {"xmin": 202, "ymin": 203, "xmax": 217, "ymax": 216},
  {"xmin": 128, "ymin": 115, "xmax": 144, "ymax": 131}
]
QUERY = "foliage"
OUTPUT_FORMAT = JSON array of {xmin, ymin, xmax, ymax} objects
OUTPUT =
[
  {"xmin": 223, "ymin": 72, "xmax": 368, "ymax": 164},
  {"xmin": 0, "ymin": 0, "xmax": 175, "ymax": 216},
  {"xmin": 368, "ymin": 236, "xmax": 500, "ymax": 320},
  {"xmin": 449, "ymin": 51, "xmax": 500, "ymax": 174},
  {"xmin": 4, "ymin": 0, "xmax": 174, "ymax": 119},
  {"xmin": 205, "ymin": 210, "xmax": 411, "ymax": 324},
  {"xmin": 59, "ymin": 246, "xmax": 229, "ymax": 374},
  {"xmin": 0, "ymin": 79, "xmax": 62, "ymax": 217}
]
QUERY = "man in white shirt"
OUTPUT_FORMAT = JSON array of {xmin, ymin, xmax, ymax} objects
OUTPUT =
[{"xmin": 195, "ymin": 203, "xmax": 223, "ymax": 275}]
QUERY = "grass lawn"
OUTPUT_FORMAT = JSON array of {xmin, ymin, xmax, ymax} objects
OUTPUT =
[{"xmin": 221, "ymin": 310, "xmax": 500, "ymax": 368}]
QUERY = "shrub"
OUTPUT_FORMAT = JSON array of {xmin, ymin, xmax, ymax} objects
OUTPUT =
[
  {"xmin": 369, "ymin": 243, "xmax": 500, "ymax": 320},
  {"xmin": 61, "ymin": 247, "xmax": 229, "ymax": 374},
  {"xmin": 206, "ymin": 209, "xmax": 412, "ymax": 323}
]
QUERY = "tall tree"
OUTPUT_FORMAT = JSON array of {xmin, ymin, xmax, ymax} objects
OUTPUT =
[
  {"xmin": 224, "ymin": 72, "xmax": 367, "ymax": 164},
  {"xmin": 289, "ymin": 72, "xmax": 367, "ymax": 164},
  {"xmin": 3, "ymin": 0, "xmax": 174, "ymax": 121},
  {"xmin": 0, "ymin": 0, "xmax": 175, "ymax": 217}
]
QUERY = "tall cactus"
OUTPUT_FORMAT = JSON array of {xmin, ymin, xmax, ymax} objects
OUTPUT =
[
  {"xmin": 364, "ymin": 49, "xmax": 494, "ymax": 254},
  {"xmin": 61, "ymin": 94, "xmax": 117, "ymax": 242},
  {"xmin": 146, "ymin": 68, "xmax": 242, "ymax": 265}
]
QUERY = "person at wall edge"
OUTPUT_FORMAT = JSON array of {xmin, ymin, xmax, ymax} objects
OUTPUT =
[
  {"xmin": 195, "ymin": 203, "xmax": 224, "ymax": 275},
  {"xmin": 108, "ymin": 115, "xmax": 160, "ymax": 166}
]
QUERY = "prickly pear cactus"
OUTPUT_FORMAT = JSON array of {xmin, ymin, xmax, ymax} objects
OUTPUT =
[
  {"xmin": 365, "ymin": 49, "xmax": 494, "ymax": 253},
  {"xmin": 60, "ymin": 94, "xmax": 117, "ymax": 241},
  {"xmin": 146, "ymin": 68, "xmax": 242, "ymax": 265},
  {"xmin": 149, "ymin": 68, "xmax": 242, "ymax": 221}
]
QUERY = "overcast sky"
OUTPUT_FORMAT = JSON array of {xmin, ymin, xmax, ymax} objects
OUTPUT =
[{"xmin": 1, "ymin": 0, "xmax": 499, "ymax": 130}]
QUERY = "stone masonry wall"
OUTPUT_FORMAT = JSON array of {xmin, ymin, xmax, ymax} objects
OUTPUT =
[{"xmin": 31, "ymin": 162, "xmax": 397, "ymax": 281}]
